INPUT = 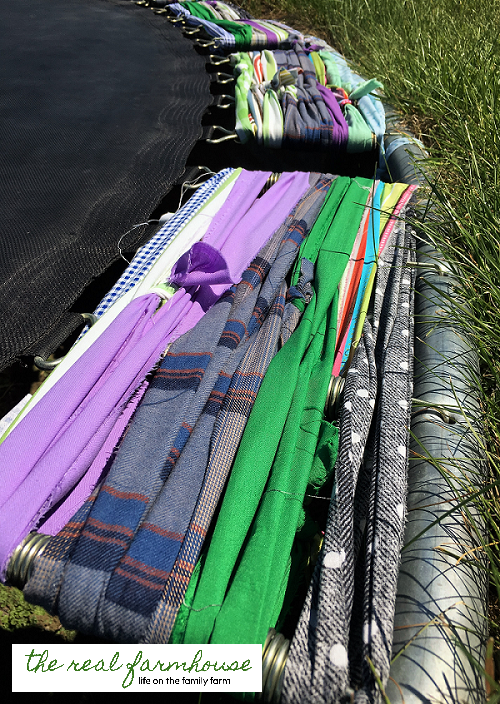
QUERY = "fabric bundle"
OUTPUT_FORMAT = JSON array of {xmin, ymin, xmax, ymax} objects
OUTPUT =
[
  {"xmin": 160, "ymin": 1, "xmax": 386, "ymax": 159},
  {"xmin": 167, "ymin": 2, "xmax": 302, "ymax": 50},
  {"xmin": 232, "ymin": 42, "xmax": 382, "ymax": 153}
]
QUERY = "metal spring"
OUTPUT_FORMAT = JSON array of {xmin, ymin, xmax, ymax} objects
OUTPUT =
[
  {"xmin": 411, "ymin": 398, "xmax": 460, "ymax": 424},
  {"xmin": 210, "ymin": 72, "xmax": 235, "ymax": 85},
  {"xmin": 209, "ymin": 54, "xmax": 230, "ymax": 66},
  {"xmin": 325, "ymin": 376, "xmax": 345, "ymax": 421},
  {"xmin": 258, "ymin": 173, "xmax": 281, "ymax": 196},
  {"xmin": 195, "ymin": 38, "xmax": 219, "ymax": 49},
  {"xmin": 205, "ymin": 126, "xmax": 238, "ymax": 144},
  {"xmin": 260, "ymin": 629, "xmax": 290, "ymax": 703},
  {"xmin": 6, "ymin": 532, "xmax": 51, "ymax": 589},
  {"xmin": 34, "ymin": 312, "xmax": 98, "ymax": 370}
]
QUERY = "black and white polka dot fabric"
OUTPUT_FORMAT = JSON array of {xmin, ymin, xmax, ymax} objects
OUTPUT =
[{"xmin": 282, "ymin": 200, "xmax": 417, "ymax": 704}]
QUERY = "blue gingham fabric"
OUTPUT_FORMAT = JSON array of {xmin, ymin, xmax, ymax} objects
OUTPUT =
[
  {"xmin": 168, "ymin": 4, "xmax": 237, "ymax": 48},
  {"xmin": 93, "ymin": 168, "xmax": 234, "ymax": 319}
]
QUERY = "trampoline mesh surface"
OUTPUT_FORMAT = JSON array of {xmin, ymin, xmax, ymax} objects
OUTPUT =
[{"xmin": 0, "ymin": 0, "xmax": 211, "ymax": 370}]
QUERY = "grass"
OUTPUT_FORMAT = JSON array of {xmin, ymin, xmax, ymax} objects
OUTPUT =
[{"xmin": 2, "ymin": 0, "xmax": 500, "ymax": 698}]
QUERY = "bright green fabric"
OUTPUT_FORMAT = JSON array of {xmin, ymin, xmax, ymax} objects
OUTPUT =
[
  {"xmin": 175, "ymin": 177, "xmax": 372, "ymax": 651},
  {"xmin": 310, "ymin": 51, "xmax": 327, "ymax": 85},
  {"xmin": 181, "ymin": 2, "xmax": 217, "ymax": 20},
  {"xmin": 233, "ymin": 52, "xmax": 255, "ymax": 143},
  {"xmin": 348, "ymin": 77, "xmax": 383, "ymax": 101},
  {"xmin": 180, "ymin": 4, "xmax": 253, "ymax": 47},
  {"xmin": 262, "ymin": 89, "xmax": 283, "ymax": 148},
  {"xmin": 209, "ymin": 19, "xmax": 253, "ymax": 48}
]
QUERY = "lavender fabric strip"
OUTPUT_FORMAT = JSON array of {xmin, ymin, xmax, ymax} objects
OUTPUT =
[
  {"xmin": 38, "ymin": 378, "xmax": 150, "ymax": 535},
  {"xmin": 0, "ymin": 170, "xmax": 311, "ymax": 580}
]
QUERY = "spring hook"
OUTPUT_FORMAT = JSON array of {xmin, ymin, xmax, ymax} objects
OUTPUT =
[
  {"xmin": 261, "ymin": 629, "xmax": 290, "ymax": 703},
  {"xmin": 325, "ymin": 376, "xmax": 345, "ymax": 421},
  {"xmin": 405, "ymin": 260, "xmax": 452, "ymax": 276},
  {"xmin": 411, "ymin": 398, "xmax": 459, "ymax": 424},
  {"xmin": 34, "ymin": 312, "xmax": 99, "ymax": 371},
  {"xmin": 6, "ymin": 532, "xmax": 51, "ymax": 589},
  {"xmin": 195, "ymin": 38, "xmax": 219, "ymax": 49},
  {"xmin": 209, "ymin": 55, "xmax": 231, "ymax": 66},
  {"xmin": 205, "ymin": 126, "xmax": 238, "ymax": 144},
  {"xmin": 210, "ymin": 72, "xmax": 235, "ymax": 85}
]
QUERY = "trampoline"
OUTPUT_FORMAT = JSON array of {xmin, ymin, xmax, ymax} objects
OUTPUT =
[{"xmin": 0, "ymin": 2, "xmax": 488, "ymax": 703}]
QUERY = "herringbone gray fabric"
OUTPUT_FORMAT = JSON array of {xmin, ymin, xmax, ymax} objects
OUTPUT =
[{"xmin": 282, "ymin": 201, "xmax": 416, "ymax": 704}]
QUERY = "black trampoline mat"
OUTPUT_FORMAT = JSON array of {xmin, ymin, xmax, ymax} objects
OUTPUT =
[{"xmin": 0, "ymin": 0, "xmax": 211, "ymax": 369}]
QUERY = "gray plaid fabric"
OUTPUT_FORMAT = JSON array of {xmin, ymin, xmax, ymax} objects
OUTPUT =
[{"xmin": 282, "ymin": 200, "xmax": 416, "ymax": 703}]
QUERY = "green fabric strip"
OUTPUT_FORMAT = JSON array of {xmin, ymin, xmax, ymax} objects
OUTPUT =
[
  {"xmin": 181, "ymin": 4, "xmax": 253, "ymax": 47},
  {"xmin": 181, "ymin": 1, "xmax": 217, "ymax": 20},
  {"xmin": 176, "ymin": 177, "xmax": 372, "ymax": 650},
  {"xmin": 348, "ymin": 77, "xmax": 383, "ymax": 101},
  {"xmin": 233, "ymin": 52, "xmax": 255, "ymax": 143},
  {"xmin": 345, "ymin": 103, "xmax": 375, "ymax": 153},
  {"xmin": 318, "ymin": 50, "xmax": 343, "ymax": 89}
]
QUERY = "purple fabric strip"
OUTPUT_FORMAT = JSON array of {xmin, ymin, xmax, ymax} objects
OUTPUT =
[
  {"xmin": 317, "ymin": 83, "xmax": 349, "ymax": 149},
  {"xmin": 0, "ymin": 170, "xmax": 311, "ymax": 579},
  {"xmin": 38, "ymin": 378, "xmax": 150, "ymax": 535}
]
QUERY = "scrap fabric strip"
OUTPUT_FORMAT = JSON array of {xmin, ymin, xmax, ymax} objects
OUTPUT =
[
  {"xmin": 23, "ymin": 172, "xmax": 314, "ymax": 638},
  {"xmin": 230, "ymin": 42, "xmax": 381, "ymax": 151},
  {"xmin": 281, "ymin": 196, "xmax": 417, "ymax": 703}
]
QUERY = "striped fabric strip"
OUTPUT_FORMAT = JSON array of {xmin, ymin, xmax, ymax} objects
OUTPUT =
[
  {"xmin": 145, "ymin": 175, "xmax": 333, "ymax": 643},
  {"xmin": 144, "ymin": 280, "xmax": 289, "ymax": 642}
]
